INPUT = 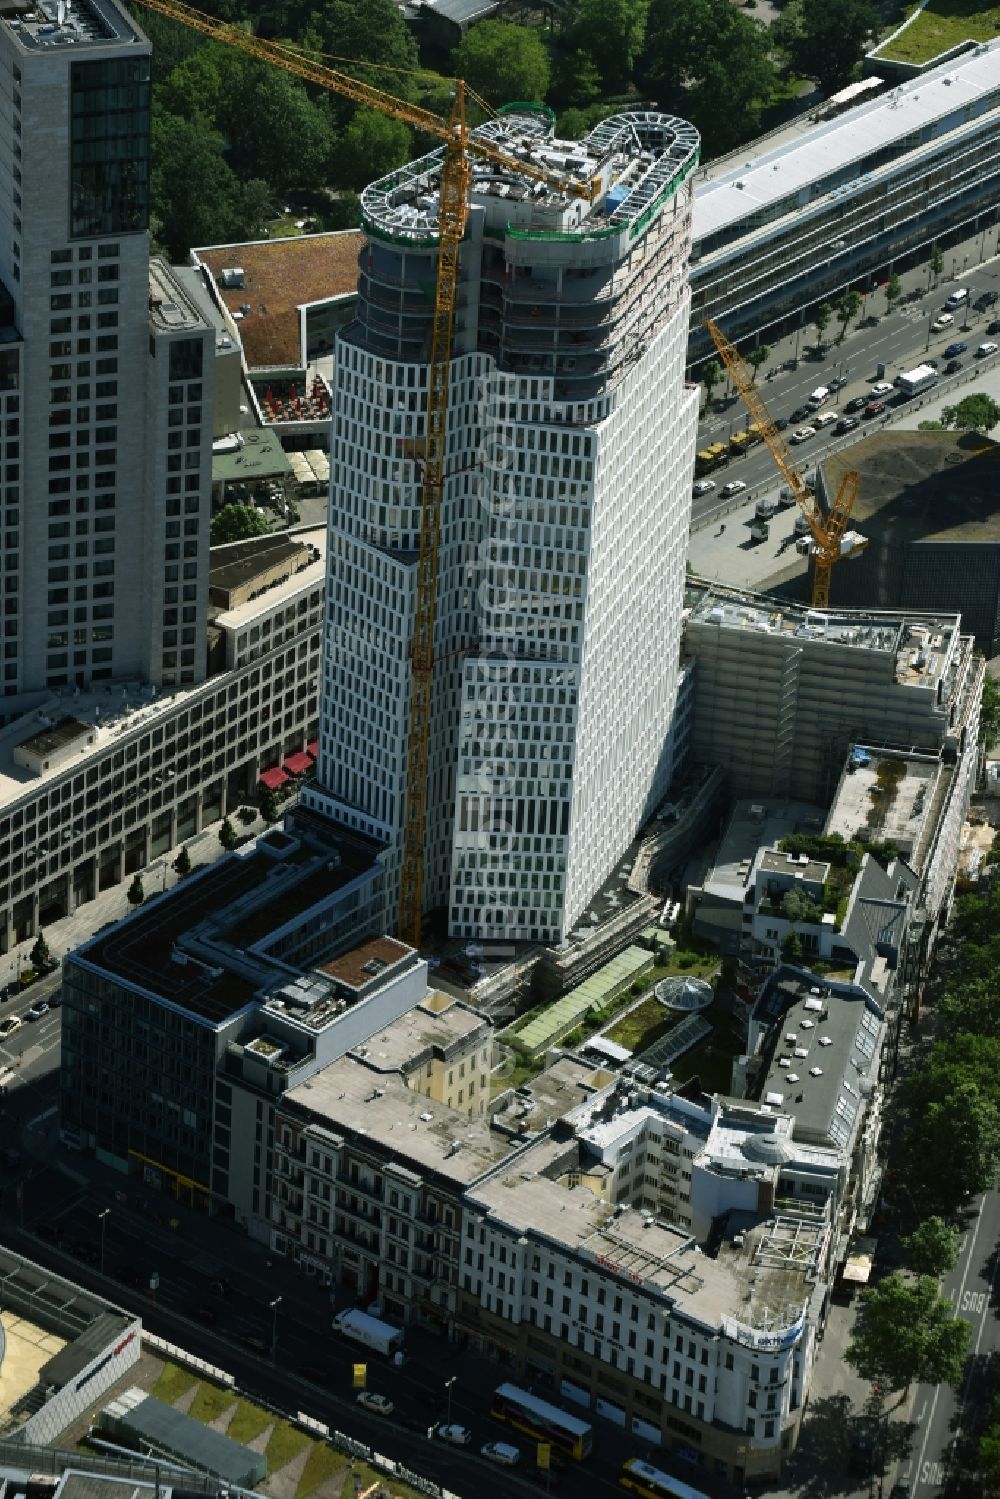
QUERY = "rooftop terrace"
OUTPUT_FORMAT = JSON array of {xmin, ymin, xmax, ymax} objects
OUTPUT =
[{"xmin": 825, "ymin": 749, "xmax": 940, "ymax": 855}]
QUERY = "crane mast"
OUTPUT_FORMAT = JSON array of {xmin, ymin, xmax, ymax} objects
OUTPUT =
[
  {"xmin": 135, "ymin": 0, "xmax": 598, "ymax": 946},
  {"xmin": 704, "ymin": 318, "xmax": 865, "ymax": 609}
]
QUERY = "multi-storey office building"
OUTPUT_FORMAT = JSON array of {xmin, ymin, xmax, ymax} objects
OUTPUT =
[
  {"xmin": 0, "ymin": 0, "xmax": 218, "ymax": 702},
  {"xmin": 306, "ymin": 109, "xmax": 702, "ymax": 943},
  {"xmin": 0, "ymin": 529, "xmax": 326, "ymax": 950},
  {"xmin": 687, "ymin": 41, "xmax": 1000, "ymax": 363}
]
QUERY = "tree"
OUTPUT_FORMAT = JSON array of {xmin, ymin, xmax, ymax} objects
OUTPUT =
[
  {"xmin": 931, "ymin": 245, "xmax": 945, "ymax": 282},
  {"xmin": 30, "ymin": 933, "xmax": 51, "ymax": 970},
  {"xmin": 151, "ymin": 111, "xmax": 268, "ymax": 260},
  {"xmin": 453, "ymin": 20, "xmax": 551, "ymax": 107},
  {"xmin": 791, "ymin": 0, "xmax": 876, "ymax": 96},
  {"xmin": 260, "ymin": 787, "xmax": 281, "ymax": 823},
  {"xmin": 813, "ymin": 302, "xmax": 833, "ymax": 347},
  {"xmin": 835, "ymin": 290, "xmax": 862, "ymax": 342},
  {"xmin": 845, "ymin": 1273, "xmax": 970, "ymax": 1394},
  {"xmin": 904, "ymin": 1075, "xmax": 1000, "ymax": 1212},
  {"xmin": 274, "ymin": 0, "xmax": 419, "ymax": 102},
  {"xmin": 551, "ymin": 48, "xmax": 603, "ymax": 108},
  {"xmin": 219, "ymin": 817, "xmax": 238, "ymax": 852},
  {"xmin": 980, "ymin": 1395, "xmax": 1000, "ymax": 1492},
  {"xmin": 568, "ymin": 0, "xmax": 649, "ymax": 93},
  {"xmin": 981, "ymin": 672, "xmax": 1000, "ymax": 750},
  {"xmin": 336, "ymin": 109, "xmax": 413, "ymax": 194},
  {"xmin": 782, "ymin": 930, "xmax": 804, "ymax": 961},
  {"xmin": 939, "ymin": 392, "xmax": 1000, "ymax": 434},
  {"xmin": 747, "ymin": 344, "xmax": 771, "ymax": 379},
  {"xmin": 640, "ymin": 0, "xmax": 775, "ymax": 155},
  {"xmin": 702, "ymin": 359, "xmax": 724, "ymax": 405},
  {"xmin": 127, "ymin": 875, "xmax": 145, "ymax": 907},
  {"xmin": 210, "ymin": 504, "xmax": 271, "ymax": 548},
  {"xmin": 903, "ymin": 1217, "xmax": 960, "ymax": 1279},
  {"xmin": 217, "ymin": 59, "xmax": 336, "ymax": 196},
  {"xmin": 174, "ymin": 845, "xmax": 192, "ymax": 877},
  {"xmin": 885, "ymin": 273, "xmax": 902, "ymax": 314}
]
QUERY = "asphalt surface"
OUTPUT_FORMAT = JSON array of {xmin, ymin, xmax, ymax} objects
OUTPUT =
[{"xmin": 690, "ymin": 258, "xmax": 1000, "ymax": 534}]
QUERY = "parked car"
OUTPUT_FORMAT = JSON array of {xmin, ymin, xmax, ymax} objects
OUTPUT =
[
  {"xmin": 0, "ymin": 984, "xmax": 17, "ymax": 1002},
  {"xmin": 26, "ymin": 1001, "xmax": 48, "ymax": 1021},
  {"xmin": 47, "ymin": 992, "xmax": 61, "ymax": 1009},
  {"xmin": 976, "ymin": 341, "xmax": 998, "ymax": 357},
  {"xmin": 827, "ymin": 375, "xmax": 846, "ymax": 391},
  {"xmin": 242, "ymin": 1333, "xmax": 271, "ymax": 1355},
  {"xmin": 790, "ymin": 404, "xmax": 812, "ymax": 422},
  {"xmin": 944, "ymin": 340, "xmax": 968, "ymax": 357},
  {"xmin": 988, "ymin": 319, "xmax": 1000, "ymax": 335},
  {"xmin": 834, "ymin": 417, "xmax": 860, "ymax": 434},
  {"xmin": 436, "ymin": 1424, "xmax": 473, "ymax": 1446},
  {"xmin": 924, "ymin": 358, "xmax": 940, "ymax": 367},
  {"xmin": 945, "ymin": 358, "xmax": 963, "ymax": 374},
  {"xmin": 773, "ymin": 417, "xmax": 789, "ymax": 431},
  {"xmin": 790, "ymin": 427, "xmax": 816, "ymax": 444},
  {"xmin": 692, "ymin": 479, "xmax": 716, "ymax": 495},
  {"xmin": 931, "ymin": 313, "xmax": 954, "ymax": 331},
  {"xmin": 721, "ymin": 480, "xmax": 747, "ymax": 497},
  {"xmin": 481, "ymin": 1442, "xmax": 521, "ymax": 1467},
  {"xmin": 0, "ymin": 1016, "xmax": 22, "ymax": 1038},
  {"xmin": 975, "ymin": 291, "xmax": 998, "ymax": 310},
  {"xmin": 864, "ymin": 401, "xmax": 885, "ymax": 418},
  {"xmin": 844, "ymin": 395, "xmax": 868, "ymax": 413},
  {"xmin": 870, "ymin": 381, "xmax": 894, "ymax": 396},
  {"xmin": 356, "ymin": 1392, "xmax": 394, "ymax": 1416}
]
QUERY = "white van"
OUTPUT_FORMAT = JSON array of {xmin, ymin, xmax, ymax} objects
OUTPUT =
[
  {"xmin": 813, "ymin": 411, "xmax": 837, "ymax": 428},
  {"xmin": 807, "ymin": 386, "xmax": 831, "ymax": 410},
  {"xmin": 481, "ymin": 1442, "xmax": 520, "ymax": 1467},
  {"xmin": 946, "ymin": 287, "xmax": 969, "ymax": 309}
]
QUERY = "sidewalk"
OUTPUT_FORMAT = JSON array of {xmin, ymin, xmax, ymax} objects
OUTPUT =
[{"xmin": 3, "ymin": 808, "xmax": 270, "ymax": 982}]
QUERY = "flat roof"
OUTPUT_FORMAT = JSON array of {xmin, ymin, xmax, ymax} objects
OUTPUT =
[
  {"xmin": 209, "ymin": 534, "xmax": 310, "ymax": 594},
  {"xmin": 193, "ymin": 232, "xmax": 364, "ymax": 370},
  {"xmin": 211, "ymin": 426, "xmax": 293, "ymax": 484},
  {"xmin": 148, "ymin": 259, "xmax": 207, "ymax": 335},
  {"xmin": 824, "ymin": 749, "xmax": 939, "ymax": 852},
  {"xmin": 320, "ymin": 935, "xmax": 413, "ymax": 991},
  {"xmin": 693, "ymin": 40, "xmax": 1000, "ymax": 248},
  {"xmin": 686, "ymin": 583, "xmax": 960, "ymax": 691},
  {"xmin": 755, "ymin": 970, "xmax": 884, "ymax": 1150},
  {"xmin": 822, "ymin": 429, "xmax": 1000, "ymax": 544},
  {"xmin": 15, "ymin": 715, "xmax": 92, "ymax": 759},
  {"xmin": 471, "ymin": 1133, "xmax": 818, "ymax": 1331},
  {"xmin": 210, "ymin": 524, "xmax": 324, "ymax": 632},
  {"xmin": 707, "ymin": 800, "xmax": 825, "ymax": 901},
  {"xmin": 285, "ymin": 1056, "xmax": 512, "ymax": 1184},
  {"xmin": 1, "ymin": 0, "xmax": 146, "ymax": 51},
  {"xmin": 358, "ymin": 992, "xmax": 487, "ymax": 1072}
]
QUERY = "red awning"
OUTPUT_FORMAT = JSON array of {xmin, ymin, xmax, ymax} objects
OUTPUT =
[
  {"xmin": 306, "ymin": 740, "xmax": 319, "ymax": 759},
  {"xmin": 283, "ymin": 751, "xmax": 312, "ymax": 776},
  {"xmin": 260, "ymin": 767, "xmax": 289, "ymax": 791}
]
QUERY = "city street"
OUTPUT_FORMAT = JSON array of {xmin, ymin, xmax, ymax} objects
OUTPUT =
[{"xmin": 689, "ymin": 234, "xmax": 1000, "ymax": 536}]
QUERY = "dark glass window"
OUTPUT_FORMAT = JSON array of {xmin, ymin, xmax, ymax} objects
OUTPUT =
[{"xmin": 70, "ymin": 58, "xmax": 150, "ymax": 239}]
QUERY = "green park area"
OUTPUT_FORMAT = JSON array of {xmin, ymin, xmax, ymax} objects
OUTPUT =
[
  {"xmin": 876, "ymin": 0, "xmax": 1000, "ymax": 63},
  {"xmin": 150, "ymin": 1362, "xmax": 420, "ymax": 1499}
]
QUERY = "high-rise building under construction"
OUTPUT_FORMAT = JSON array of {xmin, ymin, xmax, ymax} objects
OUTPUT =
[{"xmin": 305, "ymin": 109, "xmax": 701, "ymax": 943}]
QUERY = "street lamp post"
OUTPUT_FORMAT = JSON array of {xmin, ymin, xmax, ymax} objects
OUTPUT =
[
  {"xmin": 269, "ymin": 1296, "xmax": 281, "ymax": 1362},
  {"xmin": 98, "ymin": 1208, "xmax": 109, "ymax": 1275},
  {"xmin": 445, "ymin": 1376, "xmax": 456, "ymax": 1427}
]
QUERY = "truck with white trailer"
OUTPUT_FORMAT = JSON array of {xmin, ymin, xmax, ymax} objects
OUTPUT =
[
  {"xmin": 332, "ymin": 1308, "xmax": 405, "ymax": 1358},
  {"xmin": 894, "ymin": 363, "xmax": 938, "ymax": 398}
]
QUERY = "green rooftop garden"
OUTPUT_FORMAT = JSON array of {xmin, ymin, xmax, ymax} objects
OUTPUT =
[{"xmin": 875, "ymin": 0, "xmax": 1000, "ymax": 63}]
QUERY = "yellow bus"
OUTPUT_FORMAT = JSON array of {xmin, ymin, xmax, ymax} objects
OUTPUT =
[
  {"xmin": 694, "ymin": 441, "xmax": 728, "ymax": 474},
  {"xmin": 619, "ymin": 1458, "xmax": 711, "ymax": 1499},
  {"xmin": 490, "ymin": 1383, "xmax": 593, "ymax": 1460}
]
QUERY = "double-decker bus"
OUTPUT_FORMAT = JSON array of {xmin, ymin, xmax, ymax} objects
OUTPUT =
[
  {"xmin": 694, "ymin": 441, "xmax": 728, "ymax": 475},
  {"xmin": 490, "ymin": 1383, "xmax": 593, "ymax": 1459},
  {"xmin": 618, "ymin": 1458, "xmax": 711, "ymax": 1499}
]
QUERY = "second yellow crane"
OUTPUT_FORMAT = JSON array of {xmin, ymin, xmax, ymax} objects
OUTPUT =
[
  {"xmin": 705, "ymin": 319, "xmax": 866, "ymax": 609},
  {"xmin": 136, "ymin": 0, "xmax": 600, "ymax": 946}
]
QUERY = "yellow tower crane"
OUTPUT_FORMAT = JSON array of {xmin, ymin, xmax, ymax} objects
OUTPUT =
[
  {"xmin": 135, "ymin": 0, "xmax": 601, "ymax": 946},
  {"xmin": 705, "ymin": 318, "xmax": 866, "ymax": 609}
]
